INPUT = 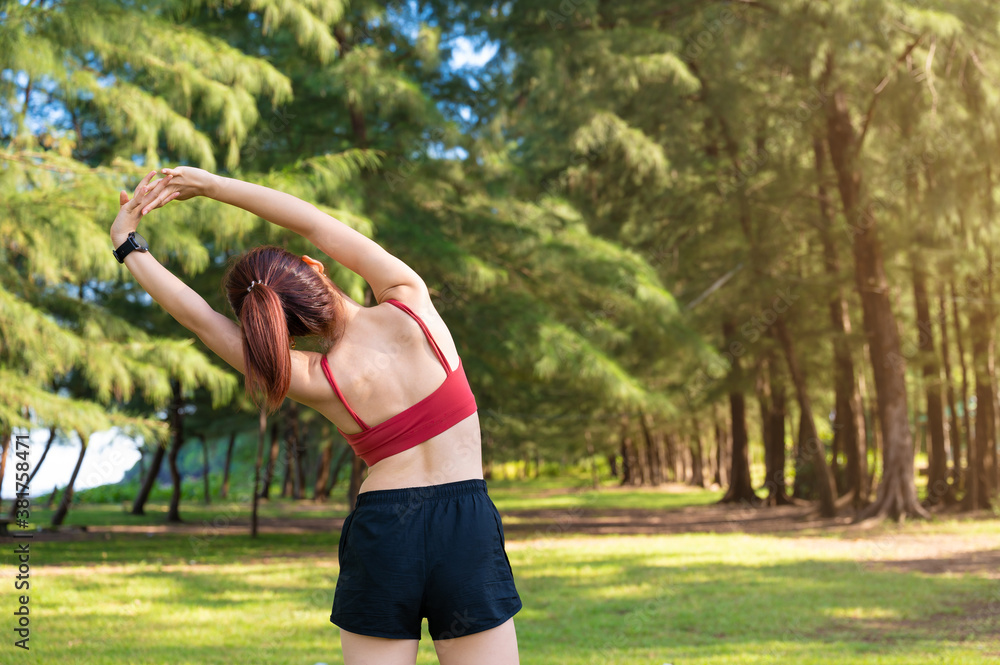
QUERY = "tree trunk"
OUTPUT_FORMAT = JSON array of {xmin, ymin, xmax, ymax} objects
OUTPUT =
[
  {"xmin": 825, "ymin": 80, "xmax": 927, "ymax": 520},
  {"xmin": 719, "ymin": 321, "xmax": 755, "ymax": 504},
  {"xmin": 912, "ymin": 262, "xmax": 950, "ymax": 505},
  {"xmin": 281, "ymin": 440, "xmax": 294, "ymax": 499},
  {"xmin": 679, "ymin": 438, "xmax": 690, "ymax": 484},
  {"xmin": 314, "ymin": 439, "xmax": 335, "ymax": 500},
  {"xmin": 166, "ymin": 380, "xmax": 186, "ymax": 523},
  {"xmin": 989, "ymin": 267, "xmax": 1000, "ymax": 503},
  {"xmin": 792, "ymin": 403, "xmax": 810, "ymax": 500},
  {"xmin": 297, "ymin": 432, "xmax": 308, "ymax": 500},
  {"xmin": 0, "ymin": 428, "xmax": 10, "ymax": 512},
  {"xmin": 757, "ymin": 356, "xmax": 791, "ymax": 505},
  {"xmin": 862, "ymin": 357, "xmax": 881, "ymax": 496},
  {"xmin": 221, "ymin": 432, "xmax": 236, "ymax": 500},
  {"xmin": 9, "ymin": 426, "xmax": 57, "ymax": 519},
  {"xmin": 756, "ymin": 358, "xmax": 773, "ymax": 491},
  {"xmin": 768, "ymin": 372, "xmax": 791, "ymax": 505},
  {"xmin": 775, "ymin": 317, "xmax": 837, "ymax": 517},
  {"xmin": 483, "ymin": 429, "xmax": 496, "ymax": 480},
  {"xmin": 663, "ymin": 431, "xmax": 677, "ymax": 482},
  {"xmin": 620, "ymin": 415, "xmax": 637, "ymax": 485},
  {"xmin": 964, "ymin": 280, "xmax": 995, "ymax": 510},
  {"xmin": 137, "ymin": 445, "xmax": 145, "ymax": 486},
  {"xmin": 951, "ymin": 280, "xmax": 973, "ymax": 493},
  {"xmin": 131, "ymin": 441, "xmax": 166, "ymax": 515},
  {"xmin": 347, "ymin": 455, "xmax": 365, "ymax": 511},
  {"xmin": 252, "ymin": 407, "xmax": 266, "ymax": 538},
  {"xmin": 326, "ymin": 444, "xmax": 353, "ymax": 497},
  {"xmin": 259, "ymin": 420, "xmax": 280, "ymax": 499},
  {"xmin": 656, "ymin": 433, "xmax": 669, "ymax": 483},
  {"xmin": 637, "ymin": 432, "xmax": 652, "ymax": 485},
  {"xmin": 690, "ymin": 418, "xmax": 706, "ymax": 488},
  {"xmin": 51, "ymin": 432, "xmax": 88, "ymax": 526},
  {"xmin": 714, "ymin": 407, "xmax": 729, "ymax": 488},
  {"xmin": 333, "ymin": 25, "xmax": 369, "ymax": 148},
  {"xmin": 622, "ymin": 433, "xmax": 639, "ymax": 485},
  {"xmin": 282, "ymin": 402, "xmax": 303, "ymax": 499},
  {"xmin": 639, "ymin": 411, "xmax": 661, "ymax": 485},
  {"xmin": 200, "ymin": 434, "xmax": 211, "ymax": 505},
  {"xmin": 814, "ymin": 135, "xmax": 868, "ymax": 508},
  {"xmin": 26, "ymin": 426, "xmax": 55, "ymax": 485},
  {"xmin": 938, "ymin": 284, "xmax": 962, "ymax": 497}
]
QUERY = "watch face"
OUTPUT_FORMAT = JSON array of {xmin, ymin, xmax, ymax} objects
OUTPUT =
[{"xmin": 132, "ymin": 231, "xmax": 149, "ymax": 250}]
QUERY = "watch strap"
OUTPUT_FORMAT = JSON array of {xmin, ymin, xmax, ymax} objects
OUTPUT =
[{"xmin": 113, "ymin": 232, "xmax": 147, "ymax": 264}]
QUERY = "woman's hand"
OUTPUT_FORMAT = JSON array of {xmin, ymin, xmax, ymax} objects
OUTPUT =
[
  {"xmin": 111, "ymin": 170, "xmax": 178, "ymax": 246},
  {"xmin": 152, "ymin": 166, "xmax": 220, "ymax": 208}
]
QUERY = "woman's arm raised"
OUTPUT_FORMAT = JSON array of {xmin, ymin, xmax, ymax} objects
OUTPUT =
[
  {"xmin": 155, "ymin": 166, "xmax": 427, "ymax": 304},
  {"xmin": 112, "ymin": 172, "xmax": 329, "ymax": 407}
]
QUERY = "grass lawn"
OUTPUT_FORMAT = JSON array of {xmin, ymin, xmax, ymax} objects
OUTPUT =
[{"xmin": 2, "ymin": 478, "xmax": 998, "ymax": 664}]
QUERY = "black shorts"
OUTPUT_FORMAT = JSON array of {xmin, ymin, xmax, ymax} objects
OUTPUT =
[{"xmin": 330, "ymin": 478, "xmax": 522, "ymax": 641}]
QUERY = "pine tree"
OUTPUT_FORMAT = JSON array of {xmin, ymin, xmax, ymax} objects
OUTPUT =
[{"xmin": 0, "ymin": 0, "xmax": 334, "ymax": 509}]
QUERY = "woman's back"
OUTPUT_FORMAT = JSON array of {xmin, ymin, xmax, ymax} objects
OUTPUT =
[
  {"xmin": 306, "ymin": 293, "xmax": 484, "ymax": 493},
  {"xmin": 116, "ymin": 166, "xmax": 520, "ymax": 662}
]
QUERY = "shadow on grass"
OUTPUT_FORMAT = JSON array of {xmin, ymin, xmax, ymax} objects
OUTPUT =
[
  {"xmin": 514, "ymin": 551, "xmax": 999, "ymax": 664},
  {"xmin": 9, "ymin": 529, "xmax": 998, "ymax": 665}
]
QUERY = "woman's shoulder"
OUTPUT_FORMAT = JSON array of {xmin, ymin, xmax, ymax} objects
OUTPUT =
[
  {"xmin": 378, "ymin": 286, "xmax": 461, "ymax": 368},
  {"xmin": 378, "ymin": 284, "xmax": 440, "ymax": 322}
]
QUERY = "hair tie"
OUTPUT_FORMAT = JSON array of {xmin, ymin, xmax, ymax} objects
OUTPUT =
[{"xmin": 247, "ymin": 279, "xmax": 266, "ymax": 293}]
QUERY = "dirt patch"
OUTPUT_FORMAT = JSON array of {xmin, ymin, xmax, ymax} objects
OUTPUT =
[
  {"xmin": 3, "ymin": 503, "xmax": 846, "ymax": 543},
  {"xmin": 866, "ymin": 547, "xmax": 1000, "ymax": 578},
  {"xmin": 502, "ymin": 503, "xmax": 850, "ymax": 537},
  {"xmin": 828, "ymin": 598, "xmax": 1000, "ymax": 644}
]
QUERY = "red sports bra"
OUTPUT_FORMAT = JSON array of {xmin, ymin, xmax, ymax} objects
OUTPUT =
[{"xmin": 319, "ymin": 299, "xmax": 478, "ymax": 466}]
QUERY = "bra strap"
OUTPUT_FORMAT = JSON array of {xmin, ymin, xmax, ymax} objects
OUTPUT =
[
  {"xmin": 320, "ymin": 355, "xmax": 369, "ymax": 430},
  {"xmin": 386, "ymin": 299, "xmax": 452, "ymax": 372}
]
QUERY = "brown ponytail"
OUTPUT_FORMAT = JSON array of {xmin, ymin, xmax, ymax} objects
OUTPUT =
[
  {"xmin": 239, "ymin": 282, "xmax": 291, "ymax": 414},
  {"xmin": 224, "ymin": 246, "xmax": 345, "ymax": 414}
]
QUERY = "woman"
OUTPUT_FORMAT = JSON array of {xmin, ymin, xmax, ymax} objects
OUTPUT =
[{"xmin": 111, "ymin": 168, "xmax": 522, "ymax": 665}]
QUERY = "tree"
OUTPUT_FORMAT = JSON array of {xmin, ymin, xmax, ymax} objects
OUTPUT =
[{"xmin": 51, "ymin": 431, "xmax": 87, "ymax": 527}]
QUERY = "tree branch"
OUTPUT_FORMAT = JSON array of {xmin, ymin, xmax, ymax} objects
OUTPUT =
[{"xmin": 857, "ymin": 35, "xmax": 924, "ymax": 153}]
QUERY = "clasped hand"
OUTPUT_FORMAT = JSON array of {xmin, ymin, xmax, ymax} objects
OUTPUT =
[{"xmin": 110, "ymin": 166, "xmax": 218, "ymax": 245}]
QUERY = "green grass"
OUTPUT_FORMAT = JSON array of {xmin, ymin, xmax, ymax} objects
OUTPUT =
[
  {"xmin": 3, "ymin": 477, "xmax": 998, "ymax": 664},
  {"xmin": 490, "ymin": 477, "xmax": 723, "ymax": 512}
]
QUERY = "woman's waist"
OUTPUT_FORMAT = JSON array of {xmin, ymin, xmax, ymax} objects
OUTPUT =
[{"xmin": 358, "ymin": 417, "xmax": 483, "ymax": 493}]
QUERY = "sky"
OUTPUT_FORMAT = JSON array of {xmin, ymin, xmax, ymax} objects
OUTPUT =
[
  {"xmin": 1, "ymin": 30, "xmax": 496, "ymax": 501},
  {"xmin": 2, "ymin": 429, "xmax": 142, "ymax": 500}
]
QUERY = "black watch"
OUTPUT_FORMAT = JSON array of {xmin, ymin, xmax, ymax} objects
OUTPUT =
[{"xmin": 112, "ymin": 231, "xmax": 149, "ymax": 263}]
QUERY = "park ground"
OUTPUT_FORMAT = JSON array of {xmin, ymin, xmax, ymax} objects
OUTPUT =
[{"xmin": 1, "ymin": 478, "xmax": 999, "ymax": 665}]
